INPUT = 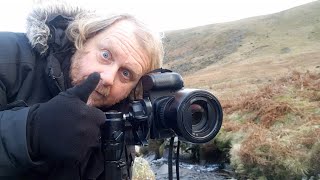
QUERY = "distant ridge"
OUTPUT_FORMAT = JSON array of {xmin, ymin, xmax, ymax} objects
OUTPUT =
[{"xmin": 162, "ymin": 0, "xmax": 320, "ymax": 77}]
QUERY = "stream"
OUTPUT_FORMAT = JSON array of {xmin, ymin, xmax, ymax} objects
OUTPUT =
[{"xmin": 144, "ymin": 154, "xmax": 235, "ymax": 180}]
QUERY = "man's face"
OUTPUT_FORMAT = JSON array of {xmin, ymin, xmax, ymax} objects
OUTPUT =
[{"xmin": 70, "ymin": 20, "xmax": 150, "ymax": 107}]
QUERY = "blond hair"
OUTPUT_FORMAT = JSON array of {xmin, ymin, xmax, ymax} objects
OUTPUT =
[{"xmin": 66, "ymin": 13, "xmax": 163, "ymax": 72}]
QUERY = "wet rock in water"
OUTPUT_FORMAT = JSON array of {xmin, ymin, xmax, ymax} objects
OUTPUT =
[
  {"xmin": 148, "ymin": 157, "xmax": 233, "ymax": 180},
  {"xmin": 132, "ymin": 157, "xmax": 155, "ymax": 180}
]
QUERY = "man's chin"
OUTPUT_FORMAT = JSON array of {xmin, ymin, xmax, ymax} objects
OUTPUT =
[{"xmin": 86, "ymin": 92, "xmax": 108, "ymax": 107}]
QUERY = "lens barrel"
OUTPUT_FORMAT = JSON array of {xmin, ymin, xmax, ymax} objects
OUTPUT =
[{"xmin": 158, "ymin": 89, "xmax": 223, "ymax": 143}]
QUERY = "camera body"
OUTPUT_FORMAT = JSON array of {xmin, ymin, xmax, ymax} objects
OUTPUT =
[
  {"xmin": 100, "ymin": 70, "xmax": 223, "ymax": 180},
  {"xmin": 123, "ymin": 70, "xmax": 223, "ymax": 144}
]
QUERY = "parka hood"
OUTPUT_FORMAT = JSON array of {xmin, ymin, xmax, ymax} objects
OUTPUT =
[
  {"xmin": 25, "ymin": 1, "xmax": 90, "ymax": 54},
  {"xmin": 24, "ymin": 1, "xmax": 93, "ymax": 95}
]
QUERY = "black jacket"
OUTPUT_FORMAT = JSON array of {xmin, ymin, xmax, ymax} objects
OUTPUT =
[
  {"xmin": 0, "ymin": 3, "xmax": 135, "ymax": 179},
  {"xmin": 0, "ymin": 3, "xmax": 88, "ymax": 179}
]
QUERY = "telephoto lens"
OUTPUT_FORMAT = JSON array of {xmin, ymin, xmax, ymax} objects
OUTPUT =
[
  {"xmin": 140, "ymin": 70, "xmax": 223, "ymax": 144},
  {"xmin": 157, "ymin": 89, "xmax": 223, "ymax": 143}
]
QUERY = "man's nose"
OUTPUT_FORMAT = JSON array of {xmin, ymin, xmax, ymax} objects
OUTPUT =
[{"xmin": 100, "ymin": 67, "xmax": 118, "ymax": 86}]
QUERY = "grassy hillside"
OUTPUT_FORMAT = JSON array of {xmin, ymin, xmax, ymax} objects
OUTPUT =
[
  {"xmin": 161, "ymin": 1, "xmax": 320, "ymax": 179},
  {"xmin": 163, "ymin": 0, "xmax": 320, "ymax": 98}
]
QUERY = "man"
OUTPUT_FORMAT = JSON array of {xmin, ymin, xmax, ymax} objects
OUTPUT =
[{"xmin": 0, "ymin": 1, "xmax": 163, "ymax": 179}]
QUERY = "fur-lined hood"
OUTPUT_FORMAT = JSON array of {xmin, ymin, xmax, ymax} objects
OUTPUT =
[{"xmin": 25, "ymin": 1, "xmax": 90, "ymax": 54}]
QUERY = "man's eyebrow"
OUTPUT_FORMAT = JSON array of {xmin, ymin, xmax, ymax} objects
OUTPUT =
[
  {"xmin": 125, "ymin": 62, "xmax": 142, "ymax": 79},
  {"xmin": 98, "ymin": 38, "xmax": 112, "ymax": 49},
  {"xmin": 105, "ymin": 47, "xmax": 142, "ymax": 78}
]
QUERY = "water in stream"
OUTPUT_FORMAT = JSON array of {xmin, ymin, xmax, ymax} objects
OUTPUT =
[{"xmin": 145, "ymin": 155, "xmax": 235, "ymax": 180}]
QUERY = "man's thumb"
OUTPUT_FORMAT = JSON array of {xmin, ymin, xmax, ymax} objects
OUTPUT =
[{"xmin": 67, "ymin": 72, "xmax": 100, "ymax": 102}]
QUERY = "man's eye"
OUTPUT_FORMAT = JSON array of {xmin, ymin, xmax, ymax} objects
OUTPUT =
[
  {"xmin": 122, "ymin": 69, "xmax": 131, "ymax": 78},
  {"xmin": 101, "ymin": 50, "xmax": 111, "ymax": 60}
]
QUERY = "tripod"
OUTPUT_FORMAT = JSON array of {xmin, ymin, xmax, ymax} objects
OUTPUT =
[
  {"xmin": 101, "ymin": 111, "xmax": 181, "ymax": 180},
  {"xmin": 101, "ymin": 112, "xmax": 130, "ymax": 180}
]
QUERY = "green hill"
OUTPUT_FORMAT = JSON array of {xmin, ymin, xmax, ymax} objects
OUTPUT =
[
  {"xmin": 161, "ymin": 1, "xmax": 320, "ymax": 179},
  {"xmin": 163, "ymin": 0, "xmax": 320, "ymax": 98}
]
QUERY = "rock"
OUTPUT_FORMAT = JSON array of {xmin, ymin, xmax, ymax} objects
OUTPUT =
[{"xmin": 132, "ymin": 157, "xmax": 155, "ymax": 180}]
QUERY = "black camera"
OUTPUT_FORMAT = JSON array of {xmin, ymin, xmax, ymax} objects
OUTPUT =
[
  {"xmin": 100, "ymin": 69, "xmax": 223, "ymax": 179},
  {"xmin": 123, "ymin": 70, "xmax": 223, "ymax": 144}
]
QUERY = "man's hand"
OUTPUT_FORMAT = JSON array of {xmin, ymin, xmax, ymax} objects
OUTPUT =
[{"xmin": 27, "ymin": 72, "xmax": 105, "ymax": 162}]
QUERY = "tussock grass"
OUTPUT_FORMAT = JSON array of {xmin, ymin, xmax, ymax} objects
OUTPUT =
[
  {"xmin": 160, "ymin": 1, "xmax": 320, "ymax": 178},
  {"xmin": 216, "ymin": 71, "xmax": 320, "ymax": 179}
]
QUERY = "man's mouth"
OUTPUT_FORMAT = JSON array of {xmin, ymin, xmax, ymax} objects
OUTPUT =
[{"xmin": 95, "ymin": 89, "xmax": 110, "ymax": 98}]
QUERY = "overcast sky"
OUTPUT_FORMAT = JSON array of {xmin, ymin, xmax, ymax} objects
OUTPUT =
[{"xmin": 0, "ymin": 0, "xmax": 317, "ymax": 32}]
